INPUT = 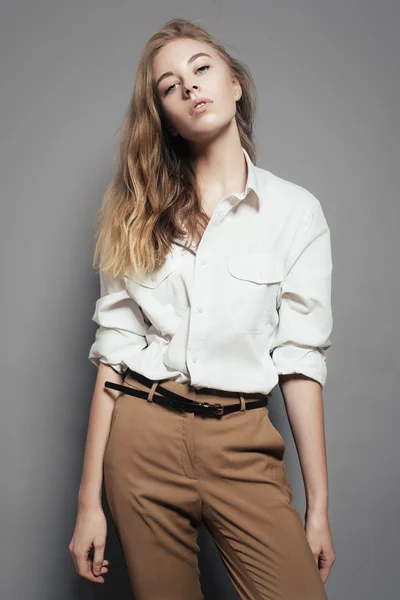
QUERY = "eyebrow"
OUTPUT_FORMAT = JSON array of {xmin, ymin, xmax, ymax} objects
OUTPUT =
[{"xmin": 155, "ymin": 52, "xmax": 213, "ymax": 88}]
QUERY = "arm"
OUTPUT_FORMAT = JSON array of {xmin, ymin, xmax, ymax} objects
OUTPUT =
[
  {"xmin": 270, "ymin": 199, "xmax": 335, "ymax": 580},
  {"xmin": 70, "ymin": 368, "xmax": 121, "ymax": 584},
  {"xmin": 80, "ymin": 269, "xmax": 149, "ymax": 507},
  {"xmin": 70, "ymin": 270, "xmax": 148, "ymax": 583},
  {"xmin": 279, "ymin": 374, "xmax": 328, "ymax": 517},
  {"xmin": 279, "ymin": 376, "xmax": 335, "ymax": 581},
  {"xmin": 77, "ymin": 362, "xmax": 122, "ymax": 510},
  {"xmin": 271, "ymin": 198, "xmax": 333, "ymax": 498}
]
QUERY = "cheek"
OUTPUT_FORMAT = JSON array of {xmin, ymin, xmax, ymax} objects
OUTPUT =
[
  {"xmin": 212, "ymin": 70, "xmax": 237, "ymax": 99},
  {"xmin": 211, "ymin": 85, "xmax": 237, "ymax": 116}
]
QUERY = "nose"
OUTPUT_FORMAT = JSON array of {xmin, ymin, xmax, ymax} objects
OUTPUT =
[{"xmin": 185, "ymin": 84, "xmax": 199, "ymax": 96}]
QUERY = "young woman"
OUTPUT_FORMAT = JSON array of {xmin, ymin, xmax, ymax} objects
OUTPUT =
[{"xmin": 69, "ymin": 18, "xmax": 336, "ymax": 599}]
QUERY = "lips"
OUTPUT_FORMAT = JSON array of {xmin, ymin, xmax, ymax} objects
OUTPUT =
[{"xmin": 190, "ymin": 97, "xmax": 213, "ymax": 116}]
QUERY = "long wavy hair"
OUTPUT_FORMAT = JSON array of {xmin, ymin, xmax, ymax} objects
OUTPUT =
[{"xmin": 92, "ymin": 18, "xmax": 258, "ymax": 278}]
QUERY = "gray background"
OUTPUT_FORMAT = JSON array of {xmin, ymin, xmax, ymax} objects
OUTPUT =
[{"xmin": 1, "ymin": 1, "xmax": 399, "ymax": 598}]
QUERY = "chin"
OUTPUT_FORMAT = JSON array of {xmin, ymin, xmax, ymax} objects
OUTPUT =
[{"xmin": 182, "ymin": 121, "xmax": 228, "ymax": 143}]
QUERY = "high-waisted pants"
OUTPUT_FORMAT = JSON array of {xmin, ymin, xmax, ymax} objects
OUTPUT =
[{"xmin": 103, "ymin": 371, "xmax": 328, "ymax": 600}]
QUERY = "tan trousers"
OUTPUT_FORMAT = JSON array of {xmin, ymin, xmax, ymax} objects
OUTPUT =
[{"xmin": 103, "ymin": 372, "xmax": 328, "ymax": 600}]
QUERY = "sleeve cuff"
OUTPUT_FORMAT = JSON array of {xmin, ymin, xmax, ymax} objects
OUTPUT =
[{"xmin": 271, "ymin": 345, "xmax": 328, "ymax": 388}]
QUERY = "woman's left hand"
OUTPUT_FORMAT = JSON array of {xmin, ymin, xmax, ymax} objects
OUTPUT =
[{"xmin": 304, "ymin": 511, "xmax": 336, "ymax": 584}]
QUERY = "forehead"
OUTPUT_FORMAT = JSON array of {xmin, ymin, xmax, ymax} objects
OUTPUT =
[{"xmin": 153, "ymin": 38, "xmax": 216, "ymax": 73}]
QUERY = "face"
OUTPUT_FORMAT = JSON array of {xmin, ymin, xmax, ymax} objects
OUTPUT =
[{"xmin": 153, "ymin": 38, "xmax": 242, "ymax": 143}]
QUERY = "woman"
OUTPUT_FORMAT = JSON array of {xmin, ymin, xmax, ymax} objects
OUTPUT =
[{"xmin": 69, "ymin": 17, "xmax": 336, "ymax": 599}]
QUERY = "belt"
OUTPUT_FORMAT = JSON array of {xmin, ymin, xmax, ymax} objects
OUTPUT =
[{"xmin": 104, "ymin": 368, "xmax": 269, "ymax": 418}]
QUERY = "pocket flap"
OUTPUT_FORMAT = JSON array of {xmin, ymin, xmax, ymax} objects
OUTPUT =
[{"xmin": 227, "ymin": 253, "xmax": 284, "ymax": 284}]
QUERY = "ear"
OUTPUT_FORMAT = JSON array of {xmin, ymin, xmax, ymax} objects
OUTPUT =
[{"xmin": 232, "ymin": 76, "xmax": 242, "ymax": 101}]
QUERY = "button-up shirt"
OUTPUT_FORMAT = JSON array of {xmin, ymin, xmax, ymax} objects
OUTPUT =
[{"xmin": 88, "ymin": 146, "xmax": 333, "ymax": 393}]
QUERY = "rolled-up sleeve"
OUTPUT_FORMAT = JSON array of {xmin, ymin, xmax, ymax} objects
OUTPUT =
[
  {"xmin": 271, "ymin": 200, "xmax": 333, "ymax": 388},
  {"xmin": 88, "ymin": 270, "xmax": 149, "ymax": 374}
]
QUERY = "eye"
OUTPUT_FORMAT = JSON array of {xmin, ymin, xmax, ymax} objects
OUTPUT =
[
  {"xmin": 196, "ymin": 64, "xmax": 210, "ymax": 74},
  {"xmin": 165, "ymin": 83, "xmax": 176, "ymax": 95}
]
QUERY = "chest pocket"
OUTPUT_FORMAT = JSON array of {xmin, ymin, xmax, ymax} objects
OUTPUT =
[
  {"xmin": 225, "ymin": 252, "xmax": 284, "ymax": 334},
  {"xmin": 124, "ymin": 259, "xmax": 186, "ymax": 331}
]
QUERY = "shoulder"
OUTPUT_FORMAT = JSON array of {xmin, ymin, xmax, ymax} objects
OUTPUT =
[
  {"xmin": 99, "ymin": 269, "xmax": 127, "ymax": 296},
  {"xmin": 255, "ymin": 164, "xmax": 324, "ymax": 221}
]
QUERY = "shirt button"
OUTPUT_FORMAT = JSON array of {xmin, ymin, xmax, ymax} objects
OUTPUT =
[
  {"xmin": 151, "ymin": 275, "xmax": 156, "ymax": 281},
  {"xmin": 201, "ymin": 259, "xmax": 206, "ymax": 266},
  {"xmin": 197, "ymin": 307, "xmax": 203, "ymax": 313},
  {"xmin": 192, "ymin": 356, "xmax": 198, "ymax": 363}
]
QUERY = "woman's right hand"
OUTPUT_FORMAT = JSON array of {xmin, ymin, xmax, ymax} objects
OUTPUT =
[{"xmin": 69, "ymin": 505, "xmax": 109, "ymax": 583}]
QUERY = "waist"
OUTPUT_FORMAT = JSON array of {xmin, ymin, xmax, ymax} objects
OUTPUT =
[{"xmin": 124, "ymin": 368, "xmax": 271, "ymax": 407}]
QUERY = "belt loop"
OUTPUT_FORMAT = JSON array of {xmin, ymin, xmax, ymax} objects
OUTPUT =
[
  {"xmin": 147, "ymin": 380, "xmax": 159, "ymax": 403},
  {"xmin": 238, "ymin": 393, "xmax": 246, "ymax": 412}
]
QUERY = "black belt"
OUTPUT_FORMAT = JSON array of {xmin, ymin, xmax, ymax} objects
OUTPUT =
[{"xmin": 104, "ymin": 368, "xmax": 269, "ymax": 418}]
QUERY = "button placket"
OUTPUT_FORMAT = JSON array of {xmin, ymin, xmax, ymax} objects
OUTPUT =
[{"xmin": 187, "ymin": 231, "xmax": 216, "ymax": 381}]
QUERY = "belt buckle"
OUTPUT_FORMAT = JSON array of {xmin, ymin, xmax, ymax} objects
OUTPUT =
[{"xmin": 199, "ymin": 401, "xmax": 224, "ymax": 417}]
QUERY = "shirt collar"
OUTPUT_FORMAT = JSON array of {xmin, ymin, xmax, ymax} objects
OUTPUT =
[
  {"xmin": 219, "ymin": 146, "xmax": 260, "ymax": 214},
  {"xmin": 235, "ymin": 145, "xmax": 260, "ymax": 201}
]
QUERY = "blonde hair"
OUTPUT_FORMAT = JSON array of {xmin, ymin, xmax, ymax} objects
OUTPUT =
[{"xmin": 92, "ymin": 17, "xmax": 258, "ymax": 278}]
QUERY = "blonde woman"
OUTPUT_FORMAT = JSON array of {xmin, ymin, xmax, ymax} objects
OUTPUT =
[{"xmin": 69, "ymin": 18, "xmax": 336, "ymax": 599}]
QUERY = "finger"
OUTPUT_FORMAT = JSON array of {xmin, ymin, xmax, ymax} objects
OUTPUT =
[
  {"xmin": 76, "ymin": 552, "xmax": 92, "ymax": 578},
  {"xmin": 87, "ymin": 564, "xmax": 108, "ymax": 583},
  {"xmin": 313, "ymin": 552, "xmax": 320, "ymax": 567},
  {"xmin": 319, "ymin": 564, "xmax": 331, "ymax": 583},
  {"xmin": 92, "ymin": 543, "xmax": 105, "ymax": 576},
  {"xmin": 76, "ymin": 554, "xmax": 107, "ymax": 583},
  {"xmin": 85, "ymin": 572, "xmax": 106, "ymax": 583},
  {"xmin": 89, "ymin": 558, "xmax": 109, "ymax": 570}
]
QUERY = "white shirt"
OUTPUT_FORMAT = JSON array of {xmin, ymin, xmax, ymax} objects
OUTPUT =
[{"xmin": 88, "ymin": 147, "xmax": 333, "ymax": 394}]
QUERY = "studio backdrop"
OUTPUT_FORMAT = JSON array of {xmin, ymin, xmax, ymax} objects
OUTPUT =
[{"xmin": 1, "ymin": 1, "xmax": 399, "ymax": 599}]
